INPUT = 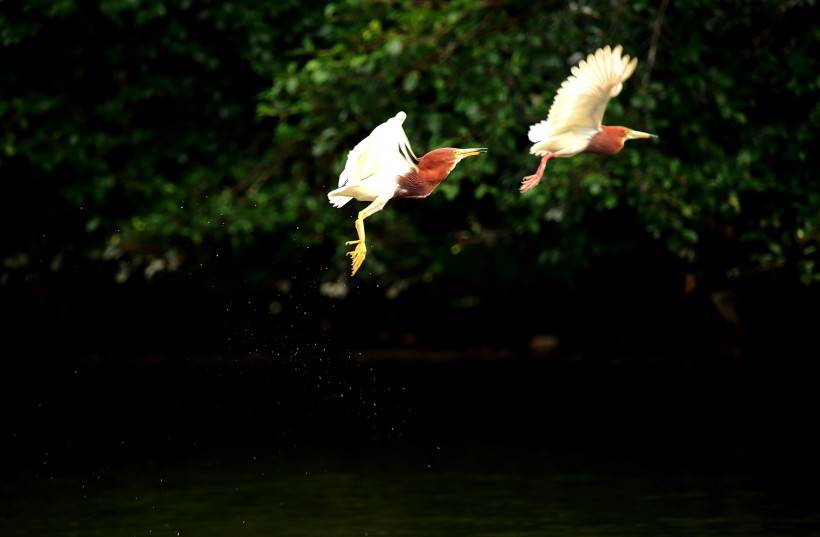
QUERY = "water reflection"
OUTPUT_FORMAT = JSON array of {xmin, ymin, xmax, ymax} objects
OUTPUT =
[{"xmin": 4, "ymin": 450, "xmax": 818, "ymax": 536}]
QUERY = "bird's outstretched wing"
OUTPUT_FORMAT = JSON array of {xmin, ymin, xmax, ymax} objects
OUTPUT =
[
  {"xmin": 330, "ymin": 112, "xmax": 418, "ymax": 207},
  {"xmin": 330, "ymin": 112, "xmax": 417, "ymax": 207},
  {"xmin": 528, "ymin": 45, "xmax": 638, "ymax": 143}
]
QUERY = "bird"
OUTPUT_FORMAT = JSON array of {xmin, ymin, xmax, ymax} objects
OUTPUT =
[
  {"xmin": 521, "ymin": 45, "xmax": 656, "ymax": 193},
  {"xmin": 328, "ymin": 111, "xmax": 486, "ymax": 276}
]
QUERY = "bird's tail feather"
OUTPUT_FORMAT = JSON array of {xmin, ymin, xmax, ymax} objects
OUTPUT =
[
  {"xmin": 328, "ymin": 188, "xmax": 352, "ymax": 208},
  {"xmin": 329, "ymin": 196, "xmax": 352, "ymax": 208},
  {"xmin": 528, "ymin": 120, "xmax": 551, "ymax": 143}
]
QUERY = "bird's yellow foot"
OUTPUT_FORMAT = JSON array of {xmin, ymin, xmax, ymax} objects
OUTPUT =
[
  {"xmin": 345, "ymin": 240, "xmax": 367, "ymax": 276},
  {"xmin": 520, "ymin": 174, "xmax": 541, "ymax": 193}
]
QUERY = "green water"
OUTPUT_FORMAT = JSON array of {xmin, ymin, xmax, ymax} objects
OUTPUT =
[{"xmin": 3, "ymin": 451, "xmax": 817, "ymax": 536}]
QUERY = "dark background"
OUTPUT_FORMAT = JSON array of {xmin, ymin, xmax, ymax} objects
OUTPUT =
[{"xmin": 2, "ymin": 2, "xmax": 820, "ymax": 527}]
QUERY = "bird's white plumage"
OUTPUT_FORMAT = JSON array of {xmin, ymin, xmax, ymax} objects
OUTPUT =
[
  {"xmin": 528, "ymin": 45, "xmax": 638, "ymax": 157},
  {"xmin": 328, "ymin": 111, "xmax": 418, "ymax": 208}
]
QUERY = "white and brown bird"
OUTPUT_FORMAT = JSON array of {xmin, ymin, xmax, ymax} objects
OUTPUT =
[
  {"xmin": 328, "ymin": 111, "xmax": 485, "ymax": 276},
  {"xmin": 521, "ymin": 45, "xmax": 656, "ymax": 193}
]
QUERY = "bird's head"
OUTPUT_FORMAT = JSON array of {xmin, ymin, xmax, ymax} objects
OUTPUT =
[
  {"xmin": 589, "ymin": 126, "xmax": 657, "ymax": 155},
  {"xmin": 419, "ymin": 147, "xmax": 487, "ymax": 181}
]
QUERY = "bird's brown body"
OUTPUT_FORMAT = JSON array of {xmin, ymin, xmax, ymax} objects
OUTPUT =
[{"xmin": 395, "ymin": 148, "xmax": 460, "ymax": 199}]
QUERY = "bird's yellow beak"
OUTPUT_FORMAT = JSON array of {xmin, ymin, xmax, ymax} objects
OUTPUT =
[
  {"xmin": 454, "ymin": 147, "xmax": 488, "ymax": 159},
  {"xmin": 625, "ymin": 129, "xmax": 657, "ymax": 140}
]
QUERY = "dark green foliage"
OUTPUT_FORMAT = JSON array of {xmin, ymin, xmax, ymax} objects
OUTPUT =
[{"xmin": 1, "ymin": 0, "xmax": 818, "ymax": 294}]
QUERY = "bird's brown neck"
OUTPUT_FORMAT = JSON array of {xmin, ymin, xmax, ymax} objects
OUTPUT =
[
  {"xmin": 394, "ymin": 150, "xmax": 453, "ymax": 199},
  {"xmin": 585, "ymin": 126, "xmax": 626, "ymax": 155}
]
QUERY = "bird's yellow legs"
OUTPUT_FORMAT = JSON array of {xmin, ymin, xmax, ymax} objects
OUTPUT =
[
  {"xmin": 346, "ymin": 217, "xmax": 367, "ymax": 276},
  {"xmin": 520, "ymin": 152, "xmax": 554, "ymax": 193},
  {"xmin": 345, "ymin": 195, "xmax": 390, "ymax": 276}
]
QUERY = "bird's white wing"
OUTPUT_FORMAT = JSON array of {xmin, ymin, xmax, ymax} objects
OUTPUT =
[
  {"xmin": 528, "ymin": 45, "xmax": 638, "ymax": 143},
  {"xmin": 338, "ymin": 111, "xmax": 418, "ymax": 190}
]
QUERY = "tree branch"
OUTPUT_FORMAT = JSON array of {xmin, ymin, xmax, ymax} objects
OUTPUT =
[{"xmin": 641, "ymin": 0, "xmax": 670, "ymax": 95}]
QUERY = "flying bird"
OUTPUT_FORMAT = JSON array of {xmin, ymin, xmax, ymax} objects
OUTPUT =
[
  {"xmin": 521, "ymin": 45, "xmax": 656, "ymax": 193},
  {"xmin": 328, "ymin": 111, "xmax": 486, "ymax": 276}
]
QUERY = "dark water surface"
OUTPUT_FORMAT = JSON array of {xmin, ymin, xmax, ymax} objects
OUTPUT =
[
  {"xmin": 4, "ymin": 449, "xmax": 819, "ymax": 536},
  {"xmin": 3, "ymin": 360, "xmax": 819, "ymax": 536}
]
